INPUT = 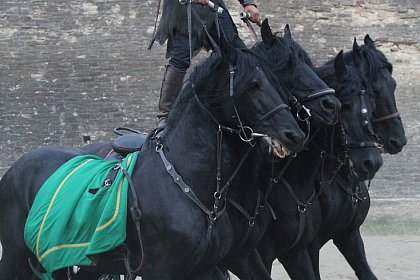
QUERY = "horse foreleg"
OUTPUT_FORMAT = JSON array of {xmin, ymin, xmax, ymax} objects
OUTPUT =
[
  {"xmin": 333, "ymin": 229, "xmax": 378, "ymax": 280},
  {"xmin": 222, "ymin": 249, "xmax": 272, "ymax": 280},
  {"xmin": 0, "ymin": 247, "xmax": 35, "ymax": 279},
  {"xmin": 0, "ymin": 205, "xmax": 34, "ymax": 279},
  {"xmin": 278, "ymin": 249, "xmax": 316, "ymax": 280},
  {"xmin": 187, "ymin": 267, "xmax": 229, "ymax": 280},
  {"xmin": 307, "ymin": 241, "xmax": 322, "ymax": 280}
]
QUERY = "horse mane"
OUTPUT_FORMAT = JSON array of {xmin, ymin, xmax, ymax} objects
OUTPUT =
[
  {"xmin": 251, "ymin": 33, "xmax": 297, "ymax": 79},
  {"xmin": 359, "ymin": 44, "xmax": 393, "ymax": 76},
  {"xmin": 316, "ymin": 62, "xmax": 369, "ymax": 105},
  {"xmin": 288, "ymin": 38, "xmax": 316, "ymax": 69},
  {"xmin": 339, "ymin": 43, "xmax": 393, "ymax": 79},
  {"xmin": 168, "ymin": 47, "xmax": 283, "ymax": 126},
  {"xmin": 189, "ymin": 47, "xmax": 283, "ymax": 101}
]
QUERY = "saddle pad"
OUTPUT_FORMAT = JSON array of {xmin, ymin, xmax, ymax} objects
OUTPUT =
[{"xmin": 24, "ymin": 151, "xmax": 139, "ymax": 279}]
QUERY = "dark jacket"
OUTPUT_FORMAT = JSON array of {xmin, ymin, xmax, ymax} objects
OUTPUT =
[{"xmin": 152, "ymin": 0, "xmax": 255, "ymax": 55}]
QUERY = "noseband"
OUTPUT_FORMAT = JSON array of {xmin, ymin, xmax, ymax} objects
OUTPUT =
[
  {"xmin": 298, "ymin": 88, "xmax": 336, "ymax": 103},
  {"xmin": 290, "ymin": 87, "xmax": 336, "ymax": 122},
  {"xmin": 372, "ymin": 111, "xmax": 401, "ymax": 123}
]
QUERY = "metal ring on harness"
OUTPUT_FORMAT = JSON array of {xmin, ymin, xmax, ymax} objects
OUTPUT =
[
  {"xmin": 103, "ymin": 179, "xmax": 112, "ymax": 187},
  {"xmin": 297, "ymin": 105, "xmax": 312, "ymax": 121},
  {"xmin": 214, "ymin": 192, "xmax": 222, "ymax": 200},
  {"xmin": 155, "ymin": 143, "xmax": 163, "ymax": 152},
  {"xmin": 297, "ymin": 204, "xmax": 307, "ymax": 214},
  {"xmin": 239, "ymin": 126, "xmax": 255, "ymax": 142},
  {"xmin": 209, "ymin": 211, "xmax": 218, "ymax": 221}
]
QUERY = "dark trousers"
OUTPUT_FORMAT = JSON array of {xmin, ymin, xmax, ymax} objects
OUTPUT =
[{"xmin": 169, "ymin": 9, "xmax": 241, "ymax": 71}]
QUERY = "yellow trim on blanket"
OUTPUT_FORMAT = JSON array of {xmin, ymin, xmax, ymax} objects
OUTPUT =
[
  {"xmin": 95, "ymin": 154, "xmax": 133, "ymax": 232},
  {"xmin": 39, "ymin": 242, "xmax": 90, "ymax": 262},
  {"xmin": 35, "ymin": 159, "xmax": 94, "ymax": 259}
]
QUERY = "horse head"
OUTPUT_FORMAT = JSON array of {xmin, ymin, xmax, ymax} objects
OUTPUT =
[
  {"xmin": 355, "ymin": 35, "xmax": 407, "ymax": 154},
  {"xmin": 320, "ymin": 51, "xmax": 383, "ymax": 180},
  {"xmin": 255, "ymin": 20, "xmax": 341, "ymax": 127},
  {"xmin": 181, "ymin": 35, "xmax": 306, "ymax": 154},
  {"xmin": 335, "ymin": 50, "xmax": 383, "ymax": 180}
]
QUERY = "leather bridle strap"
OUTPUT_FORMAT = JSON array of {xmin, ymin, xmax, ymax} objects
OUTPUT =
[
  {"xmin": 279, "ymin": 177, "xmax": 317, "ymax": 250},
  {"xmin": 298, "ymin": 88, "xmax": 335, "ymax": 103},
  {"xmin": 372, "ymin": 111, "xmax": 401, "ymax": 123},
  {"xmin": 258, "ymin": 104, "xmax": 290, "ymax": 122}
]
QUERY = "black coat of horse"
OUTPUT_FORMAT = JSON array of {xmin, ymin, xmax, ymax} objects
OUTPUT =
[
  {"xmin": 234, "ymin": 49, "xmax": 383, "ymax": 280},
  {"xmin": 76, "ymin": 20, "xmax": 341, "ymax": 280},
  {"xmin": 306, "ymin": 37, "xmax": 407, "ymax": 280},
  {"xmin": 0, "ymin": 39, "xmax": 307, "ymax": 280},
  {"xmin": 215, "ymin": 21, "xmax": 340, "ymax": 280}
]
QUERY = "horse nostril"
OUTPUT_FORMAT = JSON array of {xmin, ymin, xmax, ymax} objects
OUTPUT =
[
  {"xmin": 388, "ymin": 138, "xmax": 406, "ymax": 153},
  {"xmin": 362, "ymin": 159, "xmax": 375, "ymax": 173},
  {"xmin": 362, "ymin": 156, "xmax": 383, "ymax": 176},
  {"xmin": 282, "ymin": 130, "xmax": 304, "ymax": 145}
]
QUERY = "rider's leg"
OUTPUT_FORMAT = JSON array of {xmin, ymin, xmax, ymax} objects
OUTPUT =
[{"xmin": 156, "ymin": 32, "xmax": 190, "ymax": 131}]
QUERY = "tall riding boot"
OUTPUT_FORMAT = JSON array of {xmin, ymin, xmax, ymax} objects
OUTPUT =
[{"xmin": 156, "ymin": 65, "xmax": 187, "ymax": 131}]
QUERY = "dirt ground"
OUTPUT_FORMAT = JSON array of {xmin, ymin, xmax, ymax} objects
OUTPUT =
[
  {"xmin": 2, "ymin": 203, "xmax": 420, "ymax": 279},
  {"xmin": 2, "ymin": 235, "xmax": 419, "ymax": 279},
  {"xmin": 260, "ymin": 235, "xmax": 420, "ymax": 280}
]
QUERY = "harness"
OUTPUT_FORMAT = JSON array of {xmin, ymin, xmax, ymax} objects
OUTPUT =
[
  {"xmin": 318, "ymin": 88, "xmax": 379, "ymax": 200},
  {"xmin": 153, "ymin": 54, "xmax": 291, "ymax": 273}
]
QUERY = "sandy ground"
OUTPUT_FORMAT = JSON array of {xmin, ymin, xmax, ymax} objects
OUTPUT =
[
  {"xmin": 251, "ymin": 235, "xmax": 420, "ymax": 280},
  {"xmin": 2, "ymin": 235, "xmax": 420, "ymax": 279},
  {"xmin": 2, "ymin": 202, "xmax": 419, "ymax": 279}
]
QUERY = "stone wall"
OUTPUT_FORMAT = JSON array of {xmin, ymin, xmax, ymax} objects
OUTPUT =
[{"xmin": 1, "ymin": 0, "xmax": 419, "ymax": 199}]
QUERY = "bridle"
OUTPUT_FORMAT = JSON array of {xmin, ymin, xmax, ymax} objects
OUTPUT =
[
  {"xmin": 318, "ymin": 88, "xmax": 380, "ymax": 190},
  {"xmin": 372, "ymin": 111, "xmax": 401, "ymax": 123},
  {"xmin": 156, "ymin": 59, "xmax": 292, "ymax": 231}
]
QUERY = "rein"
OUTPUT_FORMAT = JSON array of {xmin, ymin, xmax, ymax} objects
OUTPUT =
[
  {"xmin": 334, "ymin": 175, "xmax": 368, "ymax": 206},
  {"xmin": 372, "ymin": 111, "xmax": 401, "ymax": 123}
]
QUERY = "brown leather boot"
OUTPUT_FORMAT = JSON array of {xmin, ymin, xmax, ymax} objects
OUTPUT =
[{"xmin": 156, "ymin": 65, "xmax": 187, "ymax": 132}]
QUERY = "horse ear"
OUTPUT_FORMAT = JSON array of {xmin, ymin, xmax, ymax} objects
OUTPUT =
[
  {"xmin": 219, "ymin": 34, "xmax": 237, "ymax": 66},
  {"xmin": 261, "ymin": 19, "xmax": 274, "ymax": 47},
  {"xmin": 352, "ymin": 37, "xmax": 360, "ymax": 51},
  {"xmin": 352, "ymin": 42, "xmax": 363, "ymax": 68},
  {"xmin": 334, "ymin": 50, "xmax": 347, "ymax": 77},
  {"xmin": 364, "ymin": 34, "xmax": 375, "ymax": 47},
  {"xmin": 284, "ymin": 24, "xmax": 292, "ymax": 42}
]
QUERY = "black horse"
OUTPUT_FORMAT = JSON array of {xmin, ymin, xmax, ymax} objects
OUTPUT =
[
  {"xmin": 245, "ymin": 50, "xmax": 383, "ymax": 280},
  {"xmin": 213, "ymin": 21, "xmax": 340, "ymax": 280},
  {"xmin": 340, "ymin": 35, "xmax": 407, "ymax": 154},
  {"xmin": 0, "ymin": 39, "xmax": 306, "ymax": 279},
  {"xmin": 76, "ymin": 20, "xmax": 341, "ymax": 280},
  {"xmin": 306, "ymin": 37, "xmax": 408, "ymax": 280}
]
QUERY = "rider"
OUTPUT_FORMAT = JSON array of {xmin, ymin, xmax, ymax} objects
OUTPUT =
[{"xmin": 150, "ymin": 0, "xmax": 262, "ymax": 131}]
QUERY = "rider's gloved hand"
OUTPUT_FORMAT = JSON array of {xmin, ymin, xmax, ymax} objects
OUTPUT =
[
  {"xmin": 244, "ymin": 4, "xmax": 262, "ymax": 25},
  {"xmin": 193, "ymin": 0, "xmax": 209, "ymax": 6}
]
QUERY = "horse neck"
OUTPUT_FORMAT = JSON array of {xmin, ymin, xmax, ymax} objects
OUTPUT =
[
  {"xmin": 280, "ymin": 137, "xmax": 323, "ymax": 199},
  {"xmin": 227, "ymin": 143, "xmax": 267, "ymax": 208},
  {"xmin": 317, "ymin": 123, "xmax": 348, "ymax": 182},
  {"xmin": 162, "ymin": 94, "xmax": 244, "ymax": 205}
]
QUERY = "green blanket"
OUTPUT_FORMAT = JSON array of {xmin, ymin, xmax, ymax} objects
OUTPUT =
[{"xmin": 24, "ymin": 151, "xmax": 139, "ymax": 279}]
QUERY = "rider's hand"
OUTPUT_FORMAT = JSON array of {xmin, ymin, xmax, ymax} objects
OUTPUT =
[
  {"xmin": 244, "ymin": 5, "xmax": 262, "ymax": 25},
  {"xmin": 193, "ymin": 0, "xmax": 209, "ymax": 6}
]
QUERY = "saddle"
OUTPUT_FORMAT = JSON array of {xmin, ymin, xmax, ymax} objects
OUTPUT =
[{"xmin": 110, "ymin": 127, "xmax": 148, "ymax": 158}]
